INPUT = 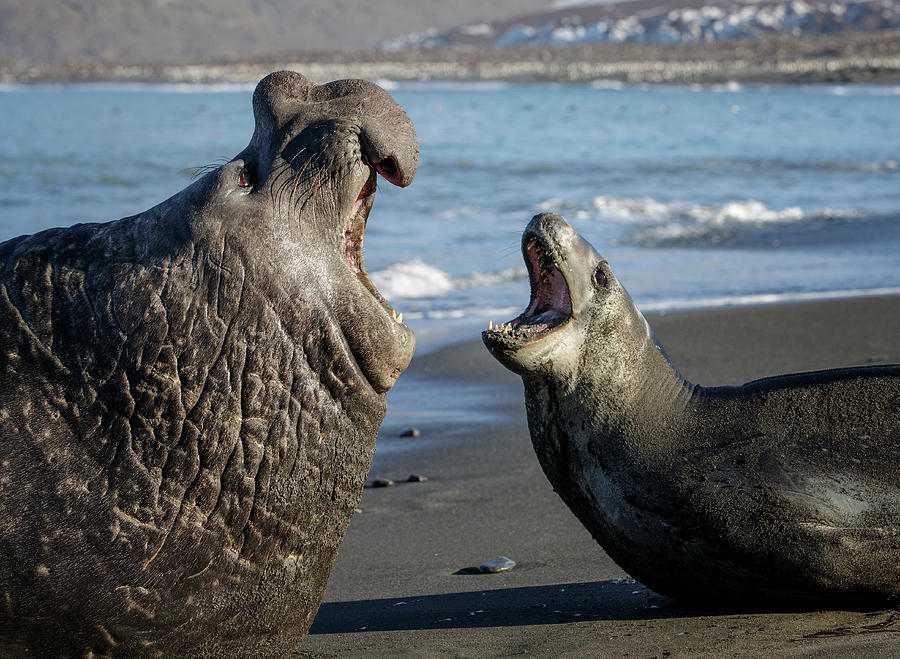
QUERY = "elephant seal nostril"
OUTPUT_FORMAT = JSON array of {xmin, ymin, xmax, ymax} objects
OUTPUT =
[{"xmin": 375, "ymin": 156, "xmax": 400, "ymax": 185}]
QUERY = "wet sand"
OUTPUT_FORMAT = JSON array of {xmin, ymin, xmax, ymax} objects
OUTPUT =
[{"xmin": 300, "ymin": 295, "xmax": 900, "ymax": 657}]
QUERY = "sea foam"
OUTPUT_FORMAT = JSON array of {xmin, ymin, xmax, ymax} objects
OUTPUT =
[
  {"xmin": 588, "ymin": 196, "xmax": 817, "ymax": 225},
  {"xmin": 371, "ymin": 260, "xmax": 455, "ymax": 299},
  {"xmin": 535, "ymin": 194, "xmax": 869, "ymax": 247},
  {"xmin": 371, "ymin": 260, "xmax": 526, "ymax": 301}
]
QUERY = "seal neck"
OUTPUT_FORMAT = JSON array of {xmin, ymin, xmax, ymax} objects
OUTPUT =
[
  {"xmin": 570, "ymin": 310, "xmax": 696, "ymax": 455},
  {"xmin": 638, "ymin": 336, "xmax": 696, "ymax": 415},
  {"xmin": 618, "ymin": 328, "xmax": 694, "ymax": 414}
]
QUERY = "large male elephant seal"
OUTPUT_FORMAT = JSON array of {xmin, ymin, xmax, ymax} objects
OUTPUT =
[
  {"xmin": 483, "ymin": 212, "xmax": 900, "ymax": 608},
  {"xmin": 0, "ymin": 71, "xmax": 417, "ymax": 656}
]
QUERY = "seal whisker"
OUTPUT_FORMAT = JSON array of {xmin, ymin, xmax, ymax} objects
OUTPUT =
[
  {"xmin": 289, "ymin": 147, "xmax": 326, "ymax": 211},
  {"xmin": 187, "ymin": 159, "xmax": 230, "ymax": 179}
]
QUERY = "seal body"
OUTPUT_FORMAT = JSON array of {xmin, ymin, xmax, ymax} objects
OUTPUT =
[
  {"xmin": 0, "ymin": 71, "xmax": 417, "ymax": 656},
  {"xmin": 483, "ymin": 213, "xmax": 900, "ymax": 608}
]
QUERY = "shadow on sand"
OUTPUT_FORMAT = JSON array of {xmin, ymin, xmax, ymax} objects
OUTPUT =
[{"xmin": 308, "ymin": 580, "xmax": 707, "ymax": 633}]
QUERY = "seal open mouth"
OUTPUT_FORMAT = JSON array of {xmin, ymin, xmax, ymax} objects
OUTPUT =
[
  {"xmin": 344, "ymin": 169, "xmax": 404, "ymax": 325},
  {"xmin": 484, "ymin": 231, "xmax": 573, "ymax": 345}
]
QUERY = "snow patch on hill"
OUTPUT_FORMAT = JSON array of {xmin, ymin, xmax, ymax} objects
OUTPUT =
[{"xmin": 380, "ymin": 0, "xmax": 900, "ymax": 49}]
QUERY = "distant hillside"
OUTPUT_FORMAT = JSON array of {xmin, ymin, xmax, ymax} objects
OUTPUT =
[
  {"xmin": 0, "ymin": 0, "xmax": 552, "ymax": 64},
  {"xmin": 380, "ymin": 0, "xmax": 900, "ymax": 49}
]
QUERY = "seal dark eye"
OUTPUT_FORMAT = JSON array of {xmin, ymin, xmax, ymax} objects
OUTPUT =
[
  {"xmin": 237, "ymin": 166, "xmax": 254, "ymax": 189},
  {"xmin": 593, "ymin": 264, "xmax": 608, "ymax": 288}
]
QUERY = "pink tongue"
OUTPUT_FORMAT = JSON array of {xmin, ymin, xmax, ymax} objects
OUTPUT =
[{"xmin": 529, "ymin": 311, "xmax": 562, "ymax": 332}]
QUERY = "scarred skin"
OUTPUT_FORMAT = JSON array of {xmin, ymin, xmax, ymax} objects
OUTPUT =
[
  {"xmin": 484, "ymin": 213, "xmax": 900, "ymax": 609},
  {"xmin": 0, "ymin": 71, "xmax": 417, "ymax": 656}
]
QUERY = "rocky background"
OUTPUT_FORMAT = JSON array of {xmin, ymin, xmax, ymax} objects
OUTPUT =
[
  {"xmin": 1, "ymin": 0, "xmax": 899, "ymax": 83},
  {"xmin": 0, "ymin": 0, "xmax": 550, "ymax": 63},
  {"xmin": 382, "ymin": 0, "xmax": 900, "ymax": 49}
]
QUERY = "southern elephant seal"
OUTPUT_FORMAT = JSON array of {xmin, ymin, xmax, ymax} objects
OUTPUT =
[
  {"xmin": 0, "ymin": 71, "xmax": 417, "ymax": 656},
  {"xmin": 483, "ymin": 212, "xmax": 900, "ymax": 608}
]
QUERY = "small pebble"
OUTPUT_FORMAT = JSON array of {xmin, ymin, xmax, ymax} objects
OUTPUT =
[
  {"xmin": 400, "ymin": 427, "xmax": 421, "ymax": 437},
  {"xmin": 478, "ymin": 556, "xmax": 516, "ymax": 573},
  {"xmin": 407, "ymin": 474, "xmax": 428, "ymax": 482},
  {"xmin": 371, "ymin": 478, "xmax": 394, "ymax": 488}
]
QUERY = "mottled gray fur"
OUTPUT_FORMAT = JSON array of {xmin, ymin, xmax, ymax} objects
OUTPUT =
[
  {"xmin": 0, "ymin": 71, "xmax": 417, "ymax": 656},
  {"xmin": 484, "ymin": 213, "xmax": 899, "ymax": 608}
]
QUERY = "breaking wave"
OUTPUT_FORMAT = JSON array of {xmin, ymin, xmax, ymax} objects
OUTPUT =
[
  {"xmin": 536, "ymin": 195, "xmax": 870, "ymax": 247},
  {"xmin": 371, "ymin": 260, "xmax": 525, "ymax": 301}
]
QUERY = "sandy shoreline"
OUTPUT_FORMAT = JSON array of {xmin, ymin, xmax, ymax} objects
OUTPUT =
[
  {"xmin": 3, "ymin": 31, "xmax": 900, "ymax": 86},
  {"xmin": 300, "ymin": 295, "xmax": 900, "ymax": 657}
]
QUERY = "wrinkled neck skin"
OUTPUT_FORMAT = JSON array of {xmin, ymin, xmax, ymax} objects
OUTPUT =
[
  {"xmin": 0, "ymin": 71, "xmax": 418, "ymax": 655},
  {"xmin": 0, "ymin": 178, "xmax": 379, "ymax": 654},
  {"xmin": 81, "ymin": 156, "xmax": 391, "ymax": 431}
]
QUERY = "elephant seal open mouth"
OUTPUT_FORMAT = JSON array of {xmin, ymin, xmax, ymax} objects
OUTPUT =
[
  {"xmin": 484, "ymin": 212, "xmax": 900, "ymax": 608},
  {"xmin": 244, "ymin": 70, "xmax": 417, "ymax": 393},
  {"xmin": 0, "ymin": 71, "xmax": 416, "ymax": 656},
  {"xmin": 484, "ymin": 224, "xmax": 576, "ymax": 349}
]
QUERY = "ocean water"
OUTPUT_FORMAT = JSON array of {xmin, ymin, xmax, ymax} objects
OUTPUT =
[{"xmin": 1, "ymin": 80, "xmax": 899, "ymax": 351}]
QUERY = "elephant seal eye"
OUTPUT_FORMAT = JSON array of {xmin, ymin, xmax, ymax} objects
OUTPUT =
[
  {"xmin": 237, "ymin": 166, "xmax": 253, "ymax": 189},
  {"xmin": 594, "ymin": 265, "xmax": 608, "ymax": 288}
]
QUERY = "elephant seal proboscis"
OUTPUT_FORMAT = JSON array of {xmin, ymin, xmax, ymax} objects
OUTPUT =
[
  {"xmin": 0, "ymin": 71, "xmax": 417, "ymax": 656},
  {"xmin": 483, "ymin": 212, "xmax": 899, "ymax": 608}
]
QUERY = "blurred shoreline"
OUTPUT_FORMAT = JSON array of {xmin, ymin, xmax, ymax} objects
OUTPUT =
[{"xmin": 3, "ymin": 31, "xmax": 900, "ymax": 85}]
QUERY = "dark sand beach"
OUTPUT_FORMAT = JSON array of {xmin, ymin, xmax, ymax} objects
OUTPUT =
[{"xmin": 301, "ymin": 295, "xmax": 900, "ymax": 657}]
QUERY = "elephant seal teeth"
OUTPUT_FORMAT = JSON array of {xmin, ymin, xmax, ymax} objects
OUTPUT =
[{"xmin": 484, "ymin": 235, "xmax": 572, "ymax": 345}]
